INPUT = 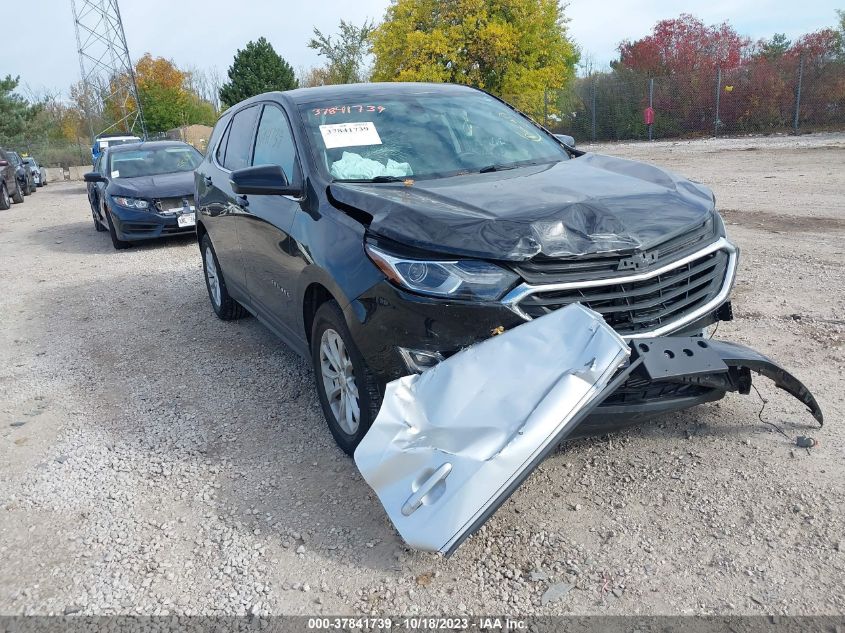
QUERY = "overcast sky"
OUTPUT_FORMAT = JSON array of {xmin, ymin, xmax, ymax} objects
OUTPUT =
[{"xmin": 4, "ymin": 0, "xmax": 841, "ymax": 98}]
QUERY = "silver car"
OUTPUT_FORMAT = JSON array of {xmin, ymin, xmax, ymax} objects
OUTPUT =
[{"xmin": 23, "ymin": 157, "xmax": 46, "ymax": 187}]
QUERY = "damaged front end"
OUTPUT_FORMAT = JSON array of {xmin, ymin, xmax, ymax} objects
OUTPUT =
[{"xmin": 354, "ymin": 304, "xmax": 823, "ymax": 556}]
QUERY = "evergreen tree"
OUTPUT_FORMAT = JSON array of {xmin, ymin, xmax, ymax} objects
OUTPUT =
[
  {"xmin": 219, "ymin": 38, "xmax": 298, "ymax": 107},
  {"xmin": 0, "ymin": 75, "xmax": 39, "ymax": 143}
]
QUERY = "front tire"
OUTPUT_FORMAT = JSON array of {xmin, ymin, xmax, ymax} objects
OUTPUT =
[
  {"xmin": 201, "ymin": 234, "xmax": 247, "ymax": 320},
  {"xmin": 92, "ymin": 208, "xmax": 106, "ymax": 232},
  {"xmin": 104, "ymin": 208, "xmax": 130, "ymax": 250},
  {"xmin": 0, "ymin": 183, "xmax": 10, "ymax": 210},
  {"xmin": 11, "ymin": 182, "xmax": 23, "ymax": 204},
  {"xmin": 311, "ymin": 301, "xmax": 381, "ymax": 456}
]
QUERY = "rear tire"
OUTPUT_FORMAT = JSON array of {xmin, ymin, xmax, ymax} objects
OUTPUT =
[
  {"xmin": 311, "ymin": 301, "xmax": 382, "ymax": 456},
  {"xmin": 11, "ymin": 182, "xmax": 23, "ymax": 204},
  {"xmin": 201, "ymin": 234, "xmax": 247, "ymax": 320},
  {"xmin": 105, "ymin": 208, "xmax": 130, "ymax": 250},
  {"xmin": 0, "ymin": 184, "xmax": 10, "ymax": 210}
]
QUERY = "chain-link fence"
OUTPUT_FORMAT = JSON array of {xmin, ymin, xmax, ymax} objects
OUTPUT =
[{"xmin": 544, "ymin": 54, "xmax": 845, "ymax": 142}]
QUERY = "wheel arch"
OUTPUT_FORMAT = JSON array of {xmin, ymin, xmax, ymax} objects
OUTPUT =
[
  {"xmin": 303, "ymin": 282, "xmax": 340, "ymax": 346},
  {"xmin": 196, "ymin": 219, "xmax": 208, "ymax": 246}
]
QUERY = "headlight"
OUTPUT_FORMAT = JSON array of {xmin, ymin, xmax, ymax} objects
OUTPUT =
[
  {"xmin": 112, "ymin": 196, "xmax": 149, "ymax": 210},
  {"xmin": 365, "ymin": 244, "xmax": 518, "ymax": 301}
]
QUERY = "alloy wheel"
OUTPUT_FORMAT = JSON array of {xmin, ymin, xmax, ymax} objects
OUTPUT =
[
  {"xmin": 319, "ymin": 329, "xmax": 360, "ymax": 435},
  {"xmin": 204, "ymin": 246, "xmax": 221, "ymax": 308}
]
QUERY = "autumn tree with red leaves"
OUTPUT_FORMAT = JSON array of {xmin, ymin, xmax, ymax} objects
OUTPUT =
[
  {"xmin": 617, "ymin": 14, "xmax": 749, "ymax": 76},
  {"xmin": 555, "ymin": 11, "xmax": 845, "ymax": 141}
]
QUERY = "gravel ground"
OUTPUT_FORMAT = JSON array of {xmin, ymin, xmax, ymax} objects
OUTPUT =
[{"xmin": 1, "ymin": 133, "xmax": 843, "ymax": 617}]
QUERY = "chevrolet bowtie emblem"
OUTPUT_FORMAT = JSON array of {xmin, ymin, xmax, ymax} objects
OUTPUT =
[{"xmin": 618, "ymin": 250, "xmax": 659, "ymax": 271}]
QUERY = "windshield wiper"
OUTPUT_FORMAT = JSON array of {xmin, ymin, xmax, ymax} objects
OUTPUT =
[{"xmin": 478, "ymin": 163, "xmax": 519, "ymax": 173}]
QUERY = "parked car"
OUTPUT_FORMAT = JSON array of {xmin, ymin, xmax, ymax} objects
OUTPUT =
[
  {"xmin": 0, "ymin": 148, "xmax": 25, "ymax": 209},
  {"xmin": 194, "ymin": 82, "xmax": 819, "ymax": 457},
  {"xmin": 7, "ymin": 151, "xmax": 35, "ymax": 196},
  {"xmin": 84, "ymin": 141, "xmax": 203, "ymax": 249},
  {"xmin": 23, "ymin": 157, "xmax": 46, "ymax": 187},
  {"xmin": 91, "ymin": 133, "xmax": 142, "ymax": 164}
]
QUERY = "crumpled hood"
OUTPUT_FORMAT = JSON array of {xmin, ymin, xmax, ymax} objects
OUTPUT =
[
  {"xmin": 108, "ymin": 171, "xmax": 194, "ymax": 199},
  {"xmin": 329, "ymin": 153, "xmax": 716, "ymax": 260}
]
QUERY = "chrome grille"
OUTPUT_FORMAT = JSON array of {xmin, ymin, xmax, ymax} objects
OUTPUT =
[
  {"xmin": 511, "ymin": 217, "xmax": 716, "ymax": 284},
  {"xmin": 506, "ymin": 243, "xmax": 734, "ymax": 336}
]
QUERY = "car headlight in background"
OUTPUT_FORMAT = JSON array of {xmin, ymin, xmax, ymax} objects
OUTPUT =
[
  {"xmin": 111, "ymin": 196, "xmax": 149, "ymax": 210},
  {"xmin": 365, "ymin": 244, "xmax": 518, "ymax": 301}
]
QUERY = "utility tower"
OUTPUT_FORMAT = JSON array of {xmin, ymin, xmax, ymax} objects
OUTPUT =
[{"xmin": 71, "ymin": 0, "xmax": 147, "ymax": 139}]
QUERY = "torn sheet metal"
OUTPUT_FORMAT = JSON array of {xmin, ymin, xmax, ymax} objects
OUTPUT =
[
  {"xmin": 330, "ymin": 153, "xmax": 715, "ymax": 260},
  {"xmin": 354, "ymin": 303, "xmax": 630, "ymax": 555}
]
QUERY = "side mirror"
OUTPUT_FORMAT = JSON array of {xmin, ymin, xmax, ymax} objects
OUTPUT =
[
  {"xmin": 554, "ymin": 134, "xmax": 576, "ymax": 148},
  {"xmin": 230, "ymin": 164, "xmax": 300, "ymax": 196},
  {"xmin": 0, "ymin": 159, "xmax": 8, "ymax": 167},
  {"xmin": 84, "ymin": 172, "xmax": 105, "ymax": 183}
]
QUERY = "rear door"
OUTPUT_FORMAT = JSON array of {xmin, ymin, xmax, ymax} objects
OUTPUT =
[
  {"xmin": 237, "ymin": 102, "xmax": 304, "ymax": 342},
  {"xmin": 196, "ymin": 105, "xmax": 261, "ymax": 301}
]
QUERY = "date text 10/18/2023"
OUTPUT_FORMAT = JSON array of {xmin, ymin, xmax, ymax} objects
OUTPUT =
[{"xmin": 306, "ymin": 617, "xmax": 528, "ymax": 630}]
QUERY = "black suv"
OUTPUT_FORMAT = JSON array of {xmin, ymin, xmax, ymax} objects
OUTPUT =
[
  {"xmin": 195, "ymin": 83, "xmax": 741, "ymax": 454},
  {"xmin": 0, "ymin": 148, "xmax": 25, "ymax": 208},
  {"xmin": 7, "ymin": 151, "xmax": 35, "ymax": 197}
]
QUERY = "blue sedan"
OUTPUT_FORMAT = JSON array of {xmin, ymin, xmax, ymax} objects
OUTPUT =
[{"xmin": 85, "ymin": 141, "xmax": 203, "ymax": 249}]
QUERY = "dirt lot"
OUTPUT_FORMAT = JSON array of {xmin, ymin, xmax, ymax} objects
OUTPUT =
[{"xmin": 1, "ymin": 133, "xmax": 843, "ymax": 617}]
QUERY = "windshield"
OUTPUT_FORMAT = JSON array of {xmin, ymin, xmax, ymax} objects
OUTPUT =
[
  {"xmin": 108, "ymin": 146, "xmax": 203, "ymax": 179},
  {"xmin": 298, "ymin": 91, "xmax": 567, "ymax": 181}
]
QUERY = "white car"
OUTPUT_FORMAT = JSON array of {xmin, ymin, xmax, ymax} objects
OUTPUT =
[
  {"xmin": 23, "ymin": 157, "xmax": 46, "ymax": 187},
  {"xmin": 92, "ymin": 134, "xmax": 142, "ymax": 164}
]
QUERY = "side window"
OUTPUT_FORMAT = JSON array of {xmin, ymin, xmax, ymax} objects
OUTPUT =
[
  {"xmin": 214, "ymin": 118, "xmax": 232, "ymax": 165},
  {"xmin": 222, "ymin": 106, "xmax": 259, "ymax": 171},
  {"xmin": 252, "ymin": 105, "xmax": 298, "ymax": 181}
]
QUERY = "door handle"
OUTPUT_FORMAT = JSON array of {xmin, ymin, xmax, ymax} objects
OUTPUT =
[{"xmin": 401, "ymin": 463, "xmax": 452, "ymax": 516}]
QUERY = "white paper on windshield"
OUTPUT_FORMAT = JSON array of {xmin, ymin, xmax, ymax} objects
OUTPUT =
[
  {"xmin": 111, "ymin": 170, "xmax": 119, "ymax": 178},
  {"xmin": 319, "ymin": 122, "xmax": 382, "ymax": 149}
]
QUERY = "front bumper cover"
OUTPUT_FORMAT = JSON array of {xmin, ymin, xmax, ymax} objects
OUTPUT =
[
  {"xmin": 630, "ymin": 335, "xmax": 823, "ymax": 425},
  {"xmin": 111, "ymin": 206, "xmax": 195, "ymax": 241}
]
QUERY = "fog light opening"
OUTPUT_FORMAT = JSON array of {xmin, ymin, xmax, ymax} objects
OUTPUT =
[{"xmin": 397, "ymin": 347, "xmax": 445, "ymax": 374}]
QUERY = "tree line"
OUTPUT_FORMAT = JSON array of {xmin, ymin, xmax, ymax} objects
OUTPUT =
[
  {"xmin": 553, "ymin": 11, "xmax": 845, "ymax": 140},
  {"xmin": 1, "ymin": 2, "xmax": 843, "ymax": 165}
]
